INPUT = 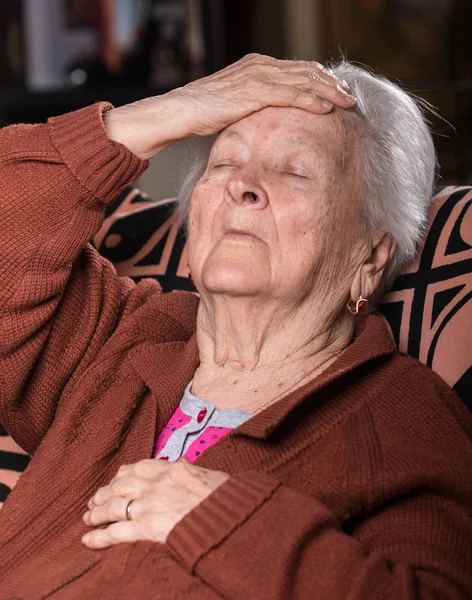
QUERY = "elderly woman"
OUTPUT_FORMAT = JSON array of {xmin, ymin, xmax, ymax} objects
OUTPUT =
[{"xmin": 0, "ymin": 54, "xmax": 471, "ymax": 599}]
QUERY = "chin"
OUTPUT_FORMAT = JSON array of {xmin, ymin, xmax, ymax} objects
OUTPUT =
[{"xmin": 201, "ymin": 260, "xmax": 267, "ymax": 296}]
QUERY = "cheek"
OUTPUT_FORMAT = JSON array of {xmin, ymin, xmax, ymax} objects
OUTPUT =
[
  {"xmin": 276, "ymin": 193, "xmax": 329, "ymax": 244},
  {"xmin": 274, "ymin": 196, "xmax": 338, "ymax": 279},
  {"xmin": 188, "ymin": 180, "xmax": 223, "ymax": 248}
]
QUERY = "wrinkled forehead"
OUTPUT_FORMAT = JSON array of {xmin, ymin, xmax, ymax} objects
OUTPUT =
[{"xmin": 212, "ymin": 106, "xmax": 353, "ymax": 170}]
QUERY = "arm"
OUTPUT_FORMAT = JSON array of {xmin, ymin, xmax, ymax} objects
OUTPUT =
[
  {"xmin": 0, "ymin": 102, "xmax": 150, "ymax": 454},
  {"xmin": 168, "ymin": 472, "xmax": 471, "ymax": 600}
]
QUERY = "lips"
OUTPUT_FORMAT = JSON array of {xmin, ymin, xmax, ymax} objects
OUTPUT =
[{"xmin": 224, "ymin": 229, "xmax": 261, "ymax": 241}]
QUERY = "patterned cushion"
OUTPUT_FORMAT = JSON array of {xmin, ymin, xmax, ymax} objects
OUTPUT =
[
  {"xmin": 1, "ymin": 185, "xmax": 471, "ymax": 506},
  {"xmin": 93, "ymin": 187, "xmax": 194, "ymax": 293},
  {"xmin": 379, "ymin": 186, "xmax": 472, "ymax": 408}
]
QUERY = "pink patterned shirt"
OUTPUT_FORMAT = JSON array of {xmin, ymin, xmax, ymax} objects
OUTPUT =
[{"xmin": 153, "ymin": 381, "xmax": 252, "ymax": 463}]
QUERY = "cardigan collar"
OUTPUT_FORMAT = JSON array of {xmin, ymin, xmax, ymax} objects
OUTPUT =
[
  {"xmin": 128, "ymin": 295, "xmax": 397, "ymax": 440},
  {"xmin": 236, "ymin": 313, "xmax": 396, "ymax": 438}
]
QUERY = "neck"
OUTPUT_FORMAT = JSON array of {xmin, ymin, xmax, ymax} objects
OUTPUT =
[{"xmin": 192, "ymin": 292, "xmax": 354, "ymax": 412}]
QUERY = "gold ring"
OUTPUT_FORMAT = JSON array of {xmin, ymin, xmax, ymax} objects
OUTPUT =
[{"xmin": 125, "ymin": 499, "xmax": 134, "ymax": 521}]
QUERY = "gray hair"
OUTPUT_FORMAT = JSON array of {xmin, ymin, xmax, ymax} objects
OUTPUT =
[{"xmin": 176, "ymin": 61, "xmax": 437, "ymax": 284}]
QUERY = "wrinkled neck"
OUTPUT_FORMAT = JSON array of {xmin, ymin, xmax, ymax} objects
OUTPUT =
[{"xmin": 193, "ymin": 291, "xmax": 354, "ymax": 410}]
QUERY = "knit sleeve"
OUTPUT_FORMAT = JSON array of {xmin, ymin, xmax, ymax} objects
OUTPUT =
[
  {"xmin": 167, "ymin": 375, "xmax": 472, "ymax": 600},
  {"xmin": 0, "ymin": 103, "xmax": 156, "ymax": 455},
  {"xmin": 168, "ymin": 470, "xmax": 471, "ymax": 599}
]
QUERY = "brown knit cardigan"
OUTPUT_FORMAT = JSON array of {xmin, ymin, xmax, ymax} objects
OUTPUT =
[{"xmin": 0, "ymin": 103, "xmax": 471, "ymax": 600}]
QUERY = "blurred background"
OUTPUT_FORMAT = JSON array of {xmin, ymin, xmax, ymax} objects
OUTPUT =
[{"xmin": 1, "ymin": 0, "xmax": 471, "ymax": 198}]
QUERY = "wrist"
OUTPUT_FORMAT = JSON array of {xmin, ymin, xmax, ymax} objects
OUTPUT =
[{"xmin": 103, "ymin": 97, "xmax": 175, "ymax": 160}]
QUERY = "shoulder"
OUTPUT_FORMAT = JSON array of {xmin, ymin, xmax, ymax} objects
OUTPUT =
[
  {"xmin": 377, "ymin": 350, "xmax": 468, "ymax": 416},
  {"xmin": 331, "ymin": 353, "xmax": 472, "ymax": 516},
  {"xmin": 362, "ymin": 350, "xmax": 472, "ymax": 457},
  {"xmin": 339, "ymin": 312, "xmax": 471, "ymax": 443}
]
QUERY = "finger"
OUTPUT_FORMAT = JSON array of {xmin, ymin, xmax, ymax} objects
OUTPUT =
[
  {"xmin": 84, "ymin": 495, "xmax": 134, "ymax": 526},
  {"xmin": 294, "ymin": 60, "xmax": 349, "ymax": 91},
  {"xmin": 88, "ymin": 458, "xmax": 170, "ymax": 511},
  {"xmin": 115, "ymin": 463, "xmax": 134, "ymax": 479},
  {"xmin": 265, "ymin": 68, "xmax": 356, "ymax": 109},
  {"xmin": 134, "ymin": 458, "xmax": 170, "ymax": 479},
  {"xmin": 88, "ymin": 463, "xmax": 135, "ymax": 507},
  {"xmin": 262, "ymin": 56, "xmax": 349, "ymax": 92},
  {"xmin": 192, "ymin": 53, "xmax": 279, "ymax": 87},
  {"xmin": 88, "ymin": 475, "xmax": 150, "ymax": 509},
  {"xmin": 229, "ymin": 53, "xmax": 340, "ymax": 92},
  {"xmin": 112, "ymin": 460, "xmax": 161, "ymax": 484},
  {"xmin": 82, "ymin": 520, "xmax": 148, "ymax": 549},
  {"xmin": 239, "ymin": 55, "xmax": 356, "ymax": 108},
  {"xmin": 259, "ymin": 83, "xmax": 335, "ymax": 114}
]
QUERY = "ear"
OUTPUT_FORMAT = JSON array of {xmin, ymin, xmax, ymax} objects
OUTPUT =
[{"xmin": 350, "ymin": 232, "xmax": 397, "ymax": 301}]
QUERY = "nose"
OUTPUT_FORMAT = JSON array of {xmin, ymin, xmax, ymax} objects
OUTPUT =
[{"xmin": 225, "ymin": 171, "xmax": 268, "ymax": 210}]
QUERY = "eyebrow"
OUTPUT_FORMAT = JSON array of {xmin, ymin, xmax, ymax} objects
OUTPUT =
[{"xmin": 217, "ymin": 130, "xmax": 247, "ymax": 144}]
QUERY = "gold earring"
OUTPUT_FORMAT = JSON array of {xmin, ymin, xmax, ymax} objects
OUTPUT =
[{"xmin": 347, "ymin": 296, "xmax": 368, "ymax": 315}]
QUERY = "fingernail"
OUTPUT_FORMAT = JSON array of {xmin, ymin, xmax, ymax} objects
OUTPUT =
[
  {"xmin": 340, "ymin": 88, "xmax": 356, "ymax": 104},
  {"xmin": 322, "ymin": 100, "xmax": 333, "ymax": 110},
  {"xmin": 83, "ymin": 511, "xmax": 89, "ymax": 523},
  {"xmin": 82, "ymin": 533, "xmax": 90, "ymax": 544}
]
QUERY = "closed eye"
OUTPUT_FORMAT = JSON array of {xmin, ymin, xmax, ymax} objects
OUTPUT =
[{"xmin": 284, "ymin": 171, "xmax": 310, "ymax": 180}]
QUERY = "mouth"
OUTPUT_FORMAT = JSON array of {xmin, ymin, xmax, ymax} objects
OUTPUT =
[{"xmin": 224, "ymin": 229, "xmax": 261, "ymax": 242}]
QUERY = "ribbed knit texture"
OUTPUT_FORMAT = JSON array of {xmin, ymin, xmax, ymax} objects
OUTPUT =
[
  {"xmin": 167, "ymin": 472, "xmax": 281, "ymax": 572},
  {"xmin": 0, "ymin": 105, "xmax": 471, "ymax": 599}
]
